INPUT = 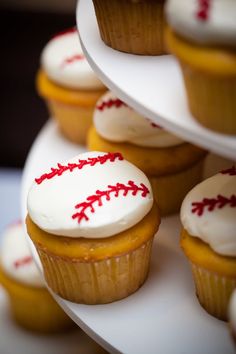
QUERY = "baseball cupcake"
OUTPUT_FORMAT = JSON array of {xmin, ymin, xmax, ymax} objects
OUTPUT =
[
  {"xmin": 0, "ymin": 222, "xmax": 73, "ymax": 332},
  {"xmin": 26, "ymin": 151, "xmax": 160, "ymax": 304},
  {"xmin": 37, "ymin": 27, "xmax": 106, "ymax": 144},
  {"xmin": 87, "ymin": 91, "xmax": 207, "ymax": 215},
  {"xmin": 180, "ymin": 166, "xmax": 236, "ymax": 321},
  {"xmin": 165, "ymin": 0, "xmax": 236, "ymax": 134}
]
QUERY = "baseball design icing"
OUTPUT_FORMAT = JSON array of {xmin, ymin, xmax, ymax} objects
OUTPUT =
[
  {"xmin": 41, "ymin": 27, "xmax": 104, "ymax": 90},
  {"xmin": 165, "ymin": 0, "xmax": 236, "ymax": 46},
  {"xmin": 94, "ymin": 91, "xmax": 184, "ymax": 148},
  {"xmin": 0, "ymin": 222, "xmax": 44, "ymax": 287},
  {"xmin": 180, "ymin": 166, "xmax": 236, "ymax": 256},
  {"xmin": 27, "ymin": 151, "xmax": 153, "ymax": 238}
]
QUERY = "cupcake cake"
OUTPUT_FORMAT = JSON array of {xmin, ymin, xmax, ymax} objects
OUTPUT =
[
  {"xmin": 26, "ymin": 151, "xmax": 160, "ymax": 304},
  {"xmin": 0, "ymin": 221, "xmax": 73, "ymax": 332},
  {"xmin": 180, "ymin": 166, "xmax": 236, "ymax": 320},
  {"xmin": 87, "ymin": 91, "xmax": 207, "ymax": 215},
  {"xmin": 37, "ymin": 27, "xmax": 106, "ymax": 144},
  {"xmin": 165, "ymin": 0, "xmax": 236, "ymax": 134},
  {"xmin": 92, "ymin": 0, "xmax": 166, "ymax": 55}
]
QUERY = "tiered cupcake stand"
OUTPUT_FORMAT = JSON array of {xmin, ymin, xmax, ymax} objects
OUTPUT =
[{"xmin": 21, "ymin": 0, "xmax": 236, "ymax": 353}]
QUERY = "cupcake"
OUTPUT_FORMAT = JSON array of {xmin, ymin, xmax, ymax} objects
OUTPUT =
[
  {"xmin": 165, "ymin": 0, "xmax": 236, "ymax": 134},
  {"xmin": 0, "ymin": 221, "xmax": 73, "ymax": 332},
  {"xmin": 229, "ymin": 289, "xmax": 236, "ymax": 344},
  {"xmin": 26, "ymin": 151, "xmax": 160, "ymax": 304},
  {"xmin": 37, "ymin": 27, "xmax": 106, "ymax": 144},
  {"xmin": 92, "ymin": 0, "xmax": 166, "ymax": 55},
  {"xmin": 87, "ymin": 91, "xmax": 207, "ymax": 215},
  {"xmin": 180, "ymin": 166, "xmax": 236, "ymax": 321}
]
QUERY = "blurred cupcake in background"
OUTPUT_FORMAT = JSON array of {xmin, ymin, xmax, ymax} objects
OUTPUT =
[
  {"xmin": 180, "ymin": 167, "xmax": 236, "ymax": 320},
  {"xmin": 165, "ymin": 0, "xmax": 236, "ymax": 134},
  {"xmin": 0, "ymin": 221, "xmax": 74, "ymax": 333},
  {"xmin": 87, "ymin": 90, "xmax": 207, "ymax": 215},
  {"xmin": 37, "ymin": 27, "xmax": 106, "ymax": 144}
]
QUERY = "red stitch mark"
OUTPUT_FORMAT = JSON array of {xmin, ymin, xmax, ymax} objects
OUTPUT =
[
  {"xmin": 61, "ymin": 54, "xmax": 85, "ymax": 68},
  {"xmin": 192, "ymin": 194, "xmax": 236, "ymax": 216},
  {"xmin": 72, "ymin": 180, "xmax": 150, "ymax": 223},
  {"xmin": 14, "ymin": 256, "xmax": 32, "ymax": 269},
  {"xmin": 96, "ymin": 98, "xmax": 127, "ymax": 111},
  {"xmin": 35, "ymin": 152, "xmax": 124, "ymax": 185},
  {"xmin": 52, "ymin": 27, "xmax": 77, "ymax": 40},
  {"xmin": 196, "ymin": 0, "xmax": 211, "ymax": 21},
  {"xmin": 221, "ymin": 166, "xmax": 236, "ymax": 176},
  {"xmin": 145, "ymin": 118, "xmax": 162, "ymax": 129}
]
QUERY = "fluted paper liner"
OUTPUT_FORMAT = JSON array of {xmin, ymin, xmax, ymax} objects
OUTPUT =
[
  {"xmin": 92, "ymin": 0, "xmax": 165, "ymax": 55},
  {"xmin": 181, "ymin": 63, "xmax": 236, "ymax": 134},
  {"xmin": 191, "ymin": 263, "xmax": 236, "ymax": 321},
  {"xmin": 149, "ymin": 159, "xmax": 204, "ymax": 215},
  {"xmin": 36, "ymin": 238, "xmax": 153, "ymax": 304}
]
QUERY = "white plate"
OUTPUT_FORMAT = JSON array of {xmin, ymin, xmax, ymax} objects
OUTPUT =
[
  {"xmin": 21, "ymin": 120, "xmax": 235, "ymax": 354},
  {"xmin": 76, "ymin": 0, "xmax": 236, "ymax": 161},
  {"xmin": 0, "ymin": 285, "xmax": 106, "ymax": 354}
]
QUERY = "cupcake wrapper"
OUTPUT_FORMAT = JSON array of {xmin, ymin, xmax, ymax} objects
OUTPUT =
[
  {"xmin": 191, "ymin": 263, "xmax": 236, "ymax": 321},
  {"xmin": 180, "ymin": 62, "xmax": 236, "ymax": 134},
  {"xmin": 47, "ymin": 100, "xmax": 94, "ymax": 145},
  {"xmin": 92, "ymin": 0, "xmax": 165, "ymax": 55},
  {"xmin": 8, "ymin": 289, "xmax": 74, "ymax": 333},
  {"xmin": 36, "ymin": 238, "xmax": 153, "ymax": 304},
  {"xmin": 149, "ymin": 159, "xmax": 204, "ymax": 215}
]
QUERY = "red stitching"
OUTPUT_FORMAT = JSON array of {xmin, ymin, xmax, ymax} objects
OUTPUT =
[
  {"xmin": 145, "ymin": 118, "xmax": 162, "ymax": 129},
  {"xmin": 72, "ymin": 180, "xmax": 150, "ymax": 223},
  {"xmin": 221, "ymin": 166, "xmax": 236, "ymax": 176},
  {"xmin": 196, "ymin": 0, "xmax": 211, "ymax": 21},
  {"xmin": 52, "ymin": 27, "xmax": 77, "ymax": 39},
  {"xmin": 96, "ymin": 98, "xmax": 127, "ymax": 111},
  {"xmin": 61, "ymin": 54, "xmax": 85, "ymax": 68},
  {"xmin": 14, "ymin": 256, "xmax": 32, "ymax": 269},
  {"xmin": 35, "ymin": 152, "xmax": 124, "ymax": 185},
  {"xmin": 191, "ymin": 194, "xmax": 236, "ymax": 216}
]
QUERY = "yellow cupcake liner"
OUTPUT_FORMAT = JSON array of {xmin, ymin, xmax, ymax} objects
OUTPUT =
[
  {"xmin": 47, "ymin": 100, "xmax": 94, "ymax": 145},
  {"xmin": 191, "ymin": 263, "xmax": 236, "ymax": 321},
  {"xmin": 0, "ymin": 267, "xmax": 74, "ymax": 333},
  {"xmin": 92, "ymin": 0, "xmax": 165, "ymax": 55},
  {"xmin": 149, "ymin": 159, "xmax": 204, "ymax": 216},
  {"xmin": 36, "ymin": 238, "xmax": 154, "ymax": 304},
  {"xmin": 180, "ymin": 62, "xmax": 236, "ymax": 134}
]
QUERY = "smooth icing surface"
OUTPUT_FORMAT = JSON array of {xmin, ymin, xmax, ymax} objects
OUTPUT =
[
  {"xmin": 0, "ymin": 222, "xmax": 44, "ymax": 287},
  {"xmin": 229, "ymin": 289, "xmax": 236, "ymax": 336},
  {"xmin": 41, "ymin": 27, "xmax": 104, "ymax": 89},
  {"xmin": 180, "ymin": 167, "xmax": 236, "ymax": 256},
  {"xmin": 93, "ymin": 91, "xmax": 184, "ymax": 148},
  {"xmin": 27, "ymin": 151, "xmax": 153, "ymax": 238},
  {"xmin": 165, "ymin": 0, "xmax": 236, "ymax": 46}
]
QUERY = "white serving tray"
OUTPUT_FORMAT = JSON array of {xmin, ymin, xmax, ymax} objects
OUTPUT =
[
  {"xmin": 21, "ymin": 120, "xmax": 235, "ymax": 354},
  {"xmin": 76, "ymin": 0, "xmax": 236, "ymax": 161}
]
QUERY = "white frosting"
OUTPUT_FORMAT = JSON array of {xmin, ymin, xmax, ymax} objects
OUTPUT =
[
  {"xmin": 165, "ymin": 0, "xmax": 236, "ymax": 46},
  {"xmin": 94, "ymin": 91, "xmax": 184, "ymax": 148},
  {"xmin": 180, "ymin": 169, "xmax": 236, "ymax": 256},
  {"xmin": 229, "ymin": 289, "xmax": 236, "ymax": 336},
  {"xmin": 41, "ymin": 28, "xmax": 104, "ymax": 89},
  {"xmin": 27, "ymin": 151, "xmax": 153, "ymax": 239},
  {"xmin": 0, "ymin": 222, "xmax": 44, "ymax": 287}
]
